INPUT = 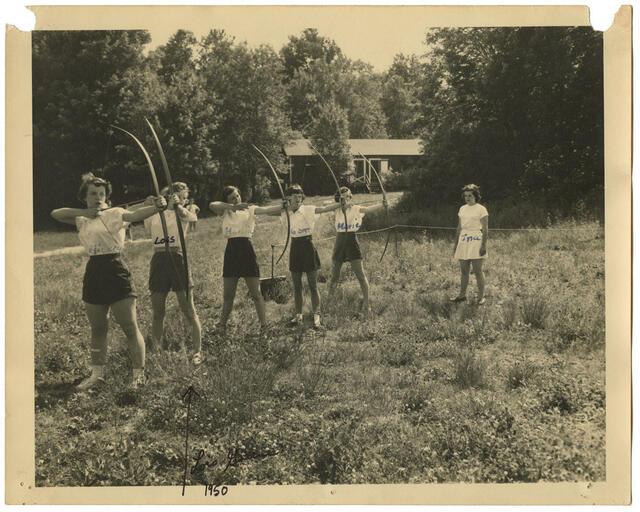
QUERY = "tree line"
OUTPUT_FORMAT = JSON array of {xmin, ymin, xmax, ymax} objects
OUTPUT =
[{"xmin": 32, "ymin": 27, "xmax": 603, "ymax": 229}]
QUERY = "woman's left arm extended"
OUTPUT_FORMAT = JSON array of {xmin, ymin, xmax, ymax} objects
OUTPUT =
[
  {"xmin": 480, "ymin": 215, "xmax": 488, "ymax": 256},
  {"xmin": 315, "ymin": 202, "xmax": 342, "ymax": 214},
  {"xmin": 123, "ymin": 196, "xmax": 167, "ymax": 223},
  {"xmin": 255, "ymin": 200, "xmax": 288, "ymax": 216}
]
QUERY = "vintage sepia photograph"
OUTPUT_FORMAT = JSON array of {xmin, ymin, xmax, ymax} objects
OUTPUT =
[{"xmin": 5, "ymin": 3, "xmax": 631, "ymax": 505}]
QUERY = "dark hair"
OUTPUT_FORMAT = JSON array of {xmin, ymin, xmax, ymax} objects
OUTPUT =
[
  {"xmin": 461, "ymin": 184, "xmax": 481, "ymax": 202},
  {"xmin": 77, "ymin": 172, "xmax": 112, "ymax": 204},
  {"xmin": 334, "ymin": 186, "xmax": 351, "ymax": 203},
  {"xmin": 285, "ymin": 184, "xmax": 305, "ymax": 198},
  {"xmin": 222, "ymin": 185, "xmax": 241, "ymax": 203}
]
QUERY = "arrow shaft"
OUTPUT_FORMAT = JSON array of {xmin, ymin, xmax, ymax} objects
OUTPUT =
[{"xmin": 182, "ymin": 396, "xmax": 192, "ymax": 496}]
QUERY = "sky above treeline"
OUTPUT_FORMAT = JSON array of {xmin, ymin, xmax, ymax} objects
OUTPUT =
[{"xmin": 143, "ymin": 6, "xmax": 432, "ymax": 71}]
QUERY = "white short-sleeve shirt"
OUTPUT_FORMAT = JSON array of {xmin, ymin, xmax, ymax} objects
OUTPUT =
[
  {"xmin": 285, "ymin": 204, "xmax": 317, "ymax": 238},
  {"xmin": 76, "ymin": 207, "xmax": 128, "ymax": 256},
  {"xmin": 334, "ymin": 205, "xmax": 365, "ymax": 233},
  {"xmin": 222, "ymin": 205, "xmax": 257, "ymax": 238},
  {"xmin": 458, "ymin": 203, "xmax": 489, "ymax": 231},
  {"xmin": 144, "ymin": 211, "xmax": 190, "ymax": 251}
]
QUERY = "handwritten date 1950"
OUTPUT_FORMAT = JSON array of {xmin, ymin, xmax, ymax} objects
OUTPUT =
[{"xmin": 204, "ymin": 484, "xmax": 229, "ymax": 497}]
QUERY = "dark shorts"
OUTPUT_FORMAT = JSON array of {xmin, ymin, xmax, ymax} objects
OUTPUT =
[
  {"xmin": 82, "ymin": 254, "xmax": 137, "ymax": 306},
  {"xmin": 332, "ymin": 232, "xmax": 363, "ymax": 263},
  {"xmin": 290, "ymin": 236, "xmax": 321, "ymax": 274},
  {"xmin": 149, "ymin": 251, "xmax": 192, "ymax": 293},
  {"xmin": 223, "ymin": 237, "xmax": 260, "ymax": 278}
]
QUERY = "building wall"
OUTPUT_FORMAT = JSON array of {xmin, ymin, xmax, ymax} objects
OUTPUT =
[{"xmin": 287, "ymin": 155, "xmax": 421, "ymax": 195}]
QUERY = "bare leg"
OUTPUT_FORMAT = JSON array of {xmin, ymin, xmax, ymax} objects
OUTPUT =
[
  {"xmin": 245, "ymin": 277, "xmax": 267, "ymax": 328},
  {"xmin": 220, "ymin": 277, "xmax": 239, "ymax": 328},
  {"xmin": 150, "ymin": 291, "xmax": 168, "ymax": 347},
  {"xmin": 110, "ymin": 297, "xmax": 145, "ymax": 369},
  {"xmin": 175, "ymin": 290, "xmax": 202, "ymax": 352},
  {"xmin": 84, "ymin": 303, "xmax": 110, "ymax": 366},
  {"xmin": 471, "ymin": 259, "xmax": 485, "ymax": 300},
  {"xmin": 350, "ymin": 259, "xmax": 370, "ymax": 313},
  {"xmin": 306, "ymin": 270, "xmax": 321, "ymax": 314},
  {"xmin": 291, "ymin": 272, "xmax": 304, "ymax": 315},
  {"xmin": 458, "ymin": 260, "xmax": 471, "ymax": 298},
  {"xmin": 328, "ymin": 259, "xmax": 343, "ymax": 298}
]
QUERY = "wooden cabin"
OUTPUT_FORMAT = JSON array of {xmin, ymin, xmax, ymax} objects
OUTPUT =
[{"xmin": 283, "ymin": 138, "xmax": 422, "ymax": 194}]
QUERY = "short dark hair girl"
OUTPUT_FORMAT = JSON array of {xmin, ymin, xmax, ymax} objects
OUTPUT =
[
  {"xmin": 77, "ymin": 172, "xmax": 112, "ymax": 204},
  {"xmin": 461, "ymin": 184, "xmax": 481, "ymax": 202},
  {"xmin": 285, "ymin": 184, "xmax": 305, "ymax": 198},
  {"xmin": 222, "ymin": 185, "xmax": 241, "ymax": 202}
]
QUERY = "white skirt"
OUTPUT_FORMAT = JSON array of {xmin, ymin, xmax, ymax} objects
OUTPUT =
[{"xmin": 454, "ymin": 230, "xmax": 487, "ymax": 260}]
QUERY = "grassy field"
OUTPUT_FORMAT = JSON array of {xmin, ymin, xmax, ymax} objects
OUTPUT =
[{"xmin": 34, "ymin": 193, "xmax": 605, "ymax": 486}]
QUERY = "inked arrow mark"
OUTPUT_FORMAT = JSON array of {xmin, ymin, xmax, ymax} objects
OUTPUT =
[{"xmin": 181, "ymin": 385, "xmax": 201, "ymax": 496}]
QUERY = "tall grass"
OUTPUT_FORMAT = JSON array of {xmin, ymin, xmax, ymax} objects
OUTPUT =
[{"xmin": 34, "ymin": 198, "xmax": 605, "ymax": 485}]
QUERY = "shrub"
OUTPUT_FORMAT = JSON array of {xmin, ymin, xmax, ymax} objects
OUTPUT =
[
  {"xmin": 506, "ymin": 359, "xmax": 537, "ymax": 390},
  {"xmin": 296, "ymin": 350, "xmax": 332, "ymax": 399},
  {"xmin": 379, "ymin": 340, "xmax": 415, "ymax": 367},
  {"xmin": 500, "ymin": 299, "xmax": 519, "ymax": 328},
  {"xmin": 453, "ymin": 349, "xmax": 487, "ymax": 388},
  {"xmin": 520, "ymin": 296, "xmax": 550, "ymax": 329}
]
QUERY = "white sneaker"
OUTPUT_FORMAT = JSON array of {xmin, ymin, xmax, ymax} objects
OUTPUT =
[
  {"xmin": 77, "ymin": 374, "xmax": 105, "ymax": 391},
  {"xmin": 131, "ymin": 373, "xmax": 146, "ymax": 390},
  {"xmin": 288, "ymin": 315, "xmax": 302, "ymax": 327},
  {"xmin": 192, "ymin": 352, "xmax": 204, "ymax": 365},
  {"xmin": 313, "ymin": 315, "xmax": 322, "ymax": 329}
]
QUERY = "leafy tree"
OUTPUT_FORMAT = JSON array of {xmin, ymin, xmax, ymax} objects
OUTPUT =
[
  {"xmin": 308, "ymin": 100, "xmax": 352, "ymax": 193},
  {"xmin": 147, "ymin": 30, "xmax": 218, "ymax": 206},
  {"xmin": 280, "ymin": 28, "xmax": 342, "ymax": 79},
  {"xmin": 411, "ymin": 27, "xmax": 603, "ymax": 213},
  {"xmin": 381, "ymin": 54, "xmax": 422, "ymax": 138},
  {"xmin": 198, "ymin": 30, "xmax": 292, "ymax": 202},
  {"xmin": 32, "ymin": 30, "xmax": 163, "ymax": 228},
  {"xmin": 285, "ymin": 55, "xmax": 387, "ymax": 138}
]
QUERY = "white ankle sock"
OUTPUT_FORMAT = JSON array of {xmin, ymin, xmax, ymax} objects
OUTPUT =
[
  {"xmin": 91, "ymin": 365, "xmax": 105, "ymax": 378},
  {"xmin": 132, "ymin": 368, "xmax": 144, "ymax": 380}
]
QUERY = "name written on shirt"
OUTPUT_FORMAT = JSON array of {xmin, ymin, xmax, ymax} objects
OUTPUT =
[
  {"xmin": 337, "ymin": 220, "xmax": 362, "ymax": 232},
  {"xmin": 291, "ymin": 226, "xmax": 312, "ymax": 237},
  {"xmin": 154, "ymin": 235, "xmax": 177, "ymax": 245}
]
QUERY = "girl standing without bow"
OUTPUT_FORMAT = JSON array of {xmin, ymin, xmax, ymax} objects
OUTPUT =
[
  {"xmin": 451, "ymin": 184, "xmax": 489, "ymax": 305},
  {"xmin": 50, "ymin": 173, "xmax": 166, "ymax": 390},
  {"xmin": 186, "ymin": 198, "xmax": 200, "ymax": 233},
  {"xmin": 285, "ymin": 184, "xmax": 343, "ymax": 329},
  {"xmin": 209, "ymin": 186, "xmax": 286, "ymax": 335},
  {"xmin": 327, "ymin": 186, "xmax": 387, "ymax": 317},
  {"xmin": 143, "ymin": 182, "xmax": 203, "ymax": 365}
]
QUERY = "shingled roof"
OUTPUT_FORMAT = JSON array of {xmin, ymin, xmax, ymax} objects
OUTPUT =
[{"xmin": 284, "ymin": 139, "xmax": 423, "ymax": 157}]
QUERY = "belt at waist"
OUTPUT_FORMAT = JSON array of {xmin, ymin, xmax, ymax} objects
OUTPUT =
[{"xmin": 88, "ymin": 252, "xmax": 122, "ymax": 260}]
